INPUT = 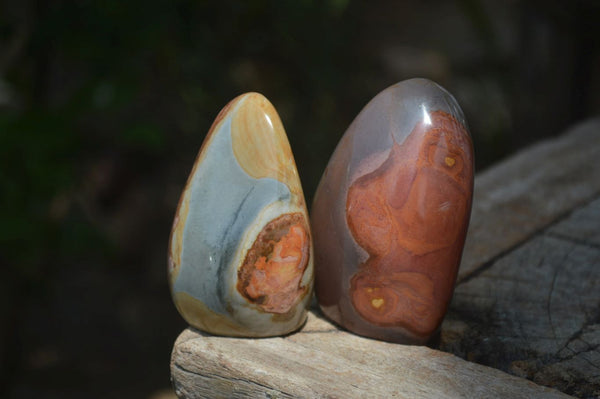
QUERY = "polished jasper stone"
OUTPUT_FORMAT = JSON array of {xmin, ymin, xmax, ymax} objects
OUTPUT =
[
  {"xmin": 169, "ymin": 93, "xmax": 313, "ymax": 337},
  {"xmin": 312, "ymin": 78, "xmax": 473, "ymax": 344}
]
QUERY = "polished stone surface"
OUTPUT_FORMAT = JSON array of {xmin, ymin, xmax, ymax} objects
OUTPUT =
[
  {"xmin": 312, "ymin": 78, "xmax": 473, "ymax": 344},
  {"xmin": 169, "ymin": 93, "xmax": 313, "ymax": 337}
]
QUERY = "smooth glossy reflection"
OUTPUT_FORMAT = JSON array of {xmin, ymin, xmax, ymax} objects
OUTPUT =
[
  {"xmin": 312, "ymin": 78, "xmax": 473, "ymax": 344},
  {"xmin": 168, "ymin": 93, "xmax": 313, "ymax": 337}
]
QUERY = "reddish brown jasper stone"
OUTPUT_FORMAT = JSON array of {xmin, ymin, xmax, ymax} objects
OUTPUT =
[
  {"xmin": 347, "ymin": 111, "xmax": 472, "ymax": 336},
  {"xmin": 312, "ymin": 79, "xmax": 473, "ymax": 344}
]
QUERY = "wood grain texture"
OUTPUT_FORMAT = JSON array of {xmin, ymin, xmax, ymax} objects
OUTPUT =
[
  {"xmin": 171, "ymin": 312, "xmax": 571, "ymax": 399},
  {"xmin": 458, "ymin": 117, "xmax": 600, "ymax": 282},
  {"xmin": 170, "ymin": 118, "xmax": 600, "ymax": 398},
  {"xmin": 442, "ymin": 196, "xmax": 600, "ymax": 397}
]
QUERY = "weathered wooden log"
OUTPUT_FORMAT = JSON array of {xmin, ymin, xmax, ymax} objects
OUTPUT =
[
  {"xmin": 172, "ymin": 312, "xmax": 571, "ymax": 398},
  {"xmin": 170, "ymin": 118, "xmax": 600, "ymax": 398},
  {"xmin": 443, "ymin": 196, "xmax": 600, "ymax": 397},
  {"xmin": 459, "ymin": 117, "xmax": 600, "ymax": 281},
  {"xmin": 440, "ymin": 118, "xmax": 600, "ymax": 397}
]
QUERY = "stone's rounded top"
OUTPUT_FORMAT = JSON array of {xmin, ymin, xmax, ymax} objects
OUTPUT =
[
  {"xmin": 205, "ymin": 92, "xmax": 272, "ymax": 136},
  {"xmin": 388, "ymin": 78, "xmax": 466, "ymax": 120},
  {"xmin": 230, "ymin": 93, "xmax": 303, "ymax": 197},
  {"xmin": 199, "ymin": 92, "xmax": 304, "ymax": 202},
  {"xmin": 341, "ymin": 78, "xmax": 472, "ymax": 188},
  {"xmin": 367, "ymin": 78, "xmax": 468, "ymax": 131}
]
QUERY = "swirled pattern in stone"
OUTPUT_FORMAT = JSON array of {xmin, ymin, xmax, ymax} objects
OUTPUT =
[{"xmin": 347, "ymin": 111, "xmax": 471, "ymax": 336}]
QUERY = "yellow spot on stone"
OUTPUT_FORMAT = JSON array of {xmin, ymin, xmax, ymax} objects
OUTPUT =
[
  {"xmin": 366, "ymin": 287, "xmax": 373, "ymax": 293},
  {"xmin": 371, "ymin": 298, "xmax": 384, "ymax": 309},
  {"xmin": 445, "ymin": 157, "xmax": 455, "ymax": 167}
]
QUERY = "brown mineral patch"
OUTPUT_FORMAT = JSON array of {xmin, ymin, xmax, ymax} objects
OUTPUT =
[
  {"xmin": 350, "ymin": 269, "xmax": 440, "ymax": 336},
  {"xmin": 237, "ymin": 213, "xmax": 310, "ymax": 314},
  {"xmin": 346, "ymin": 110, "xmax": 473, "ymax": 337}
]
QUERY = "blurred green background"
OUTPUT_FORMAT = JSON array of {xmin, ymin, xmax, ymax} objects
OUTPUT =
[{"xmin": 1, "ymin": 0, "xmax": 599, "ymax": 397}]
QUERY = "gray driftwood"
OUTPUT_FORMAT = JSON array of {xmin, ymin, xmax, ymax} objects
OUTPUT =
[
  {"xmin": 172, "ymin": 312, "xmax": 570, "ymax": 399},
  {"xmin": 440, "ymin": 118, "xmax": 600, "ymax": 398},
  {"xmin": 442, "ymin": 197, "xmax": 600, "ymax": 397},
  {"xmin": 459, "ymin": 117, "xmax": 600, "ymax": 281},
  {"xmin": 171, "ymin": 118, "xmax": 600, "ymax": 398}
]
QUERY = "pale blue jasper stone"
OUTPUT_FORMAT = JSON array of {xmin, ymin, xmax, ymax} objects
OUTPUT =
[{"xmin": 169, "ymin": 93, "xmax": 313, "ymax": 337}]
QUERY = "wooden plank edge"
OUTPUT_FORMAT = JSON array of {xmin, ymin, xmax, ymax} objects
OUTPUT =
[
  {"xmin": 458, "ymin": 117, "xmax": 600, "ymax": 281},
  {"xmin": 171, "ymin": 312, "xmax": 573, "ymax": 399}
]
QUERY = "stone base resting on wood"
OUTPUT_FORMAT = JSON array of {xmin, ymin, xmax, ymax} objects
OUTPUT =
[{"xmin": 170, "ymin": 118, "xmax": 600, "ymax": 398}]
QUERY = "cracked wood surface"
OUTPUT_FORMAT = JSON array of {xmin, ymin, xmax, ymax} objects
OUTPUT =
[
  {"xmin": 172, "ymin": 312, "xmax": 570, "ymax": 399},
  {"xmin": 439, "ymin": 118, "xmax": 600, "ymax": 398},
  {"xmin": 458, "ymin": 117, "xmax": 600, "ymax": 282},
  {"xmin": 170, "ymin": 118, "xmax": 600, "ymax": 398},
  {"xmin": 442, "ymin": 196, "xmax": 600, "ymax": 398}
]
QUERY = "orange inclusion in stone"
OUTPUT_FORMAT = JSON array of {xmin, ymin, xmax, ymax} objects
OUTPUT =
[
  {"xmin": 239, "ymin": 216, "xmax": 309, "ymax": 314},
  {"xmin": 347, "ymin": 110, "xmax": 472, "ymax": 337}
]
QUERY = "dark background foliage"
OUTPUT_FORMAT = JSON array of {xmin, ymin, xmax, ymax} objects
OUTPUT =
[{"xmin": 1, "ymin": 0, "xmax": 599, "ymax": 397}]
